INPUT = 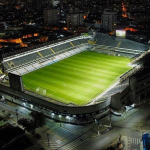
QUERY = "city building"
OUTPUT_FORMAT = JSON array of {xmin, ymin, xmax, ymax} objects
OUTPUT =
[
  {"xmin": 127, "ymin": 0, "xmax": 150, "ymax": 22},
  {"xmin": 43, "ymin": 9, "xmax": 58, "ymax": 25},
  {"xmin": 58, "ymin": 2, "xmax": 67, "ymax": 24},
  {"xmin": 107, "ymin": 0, "xmax": 122, "ymax": 16},
  {"xmin": 101, "ymin": 9, "xmax": 117, "ymax": 32},
  {"xmin": 67, "ymin": 10, "xmax": 84, "ymax": 30}
]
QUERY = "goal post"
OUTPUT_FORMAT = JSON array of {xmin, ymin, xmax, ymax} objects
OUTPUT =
[
  {"xmin": 43, "ymin": 89, "xmax": 46, "ymax": 95},
  {"xmin": 35, "ymin": 87, "xmax": 46, "ymax": 95},
  {"xmin": 36, "ymin": 87, "xmax": 39, "ymax": 92}
]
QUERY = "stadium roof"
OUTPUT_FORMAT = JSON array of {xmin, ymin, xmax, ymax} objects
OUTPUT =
[{"xmin": 95, "ymin": 33, "xmax": 149, "ymax": 51}]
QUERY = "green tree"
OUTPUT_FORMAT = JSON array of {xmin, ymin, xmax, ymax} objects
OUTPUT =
[
  {"xmin": 17, "ymin": 118, "xmax": 36, "ymax": 134},
  {"xmin": 17, "ymin": 111, "xmax": 46, "ymax": 134},
  {"xmin": 29, "ymin": 111, "xmax": 46, "ymax": 128},
  {"xmin": 106, "ymin": 146, "xmax": 115, "ymax": 150},
  {"xmin": 17, "ymin": 118, "xmax": 28, "ymax": 128},
  {"xmin": 1, "ymin": 110, "xmax": 5, "ymax": 115}
]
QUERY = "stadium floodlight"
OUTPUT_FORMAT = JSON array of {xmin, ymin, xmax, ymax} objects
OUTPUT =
[
  {"xmin": 130, "ymin": 103, "xmax": 135, "ymax": 107},
  {"xmin": 30, "ymin": 104, "xmax": 33, "ymax": 109},
  {"xmin": 66, "ymin": 116, "xmax": 70, "ymax": 119},
  {"xmin": 23, "ymin": 102, "xmax": 26, "ymax": 106},
  {"xmin": 128, "ymin": 63, "xmax": 137, "ymax": 67}
]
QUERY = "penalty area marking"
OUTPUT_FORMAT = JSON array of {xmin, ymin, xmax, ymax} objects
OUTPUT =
[{"xmin": 24, "ymin": 78, "xmax": 66, "ymax": 98}]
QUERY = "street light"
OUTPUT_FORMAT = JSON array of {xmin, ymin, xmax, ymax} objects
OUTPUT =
[
  {"xmin": 118, "ymin": 133, "xmax": 123, "ymax": 148},
  {"xmin": 95, "ymin": 119, "xmax": 100, "ymax": 135},
  {"xmin": 98, "ymin": 121, "xmax": 100, "ymax": 135},
  {"xmin": 47, "ymin": 133, "xmax": 50, "ymax": 148},
  {"xmin": 30, "ymin": 104, "xmax": 33, "ymax": 109},
  {"xmin": 110, "ymin": 108, "xmax": 112, "ymax": 127},
  {"xmin": 16, "ymin": 112, "xmax": 18, "ymax": 121},
  {"xmin": 15, "ymin": 109, "xmax": 19, "ymax": 121},
  {"xmin": 119, "ymin": 133, "xmax": 121, "ymax": 142},
  {"xmin": 60, "ymin": 122, "xmax": 62, "ymax": 127}
]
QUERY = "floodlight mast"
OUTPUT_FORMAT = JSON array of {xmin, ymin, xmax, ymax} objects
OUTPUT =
[{"xmin": 47, "ymin": 133, "xmax": 50, "ymax": 148}]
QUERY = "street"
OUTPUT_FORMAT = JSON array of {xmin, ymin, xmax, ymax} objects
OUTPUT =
[{"xmin": 0, "ymin": 100, "xmax": 150, "ymax": 150}]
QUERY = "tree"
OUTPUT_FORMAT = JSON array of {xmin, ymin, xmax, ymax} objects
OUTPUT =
[
  {"xmin": 17, "ymin": 111, "xmax": 46, "ymax": 135},
  {"xmin": 106, "ymin": 145, "xmax": 115, "ymax": 150},
  {"xmin": 17, "ymin": 118, "xmax": 28, "ymax": 128},
  {"xmin": 25, "ymin": 120, "xmax": 36, "ymax": 134},
  {"xmin": 17, "ymin": 118, "xmax": 36, "ymax": 134},
  {"xmin": 29, "ymin": 111, "xmax": 46, "ymax": 128},
  {"xmin": 1, "ymin": 110, "xmax": 5, "ymax": 115}
]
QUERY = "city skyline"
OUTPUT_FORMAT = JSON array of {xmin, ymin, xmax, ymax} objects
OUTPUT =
[{"xmin": 0, "ymin": 0, "xmax": 150, "ymax": 150}]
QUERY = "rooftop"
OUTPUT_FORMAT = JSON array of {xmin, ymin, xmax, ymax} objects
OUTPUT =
[{"xmin": 95, "ymin": 33, "xmax": 149, "ymax": 51}]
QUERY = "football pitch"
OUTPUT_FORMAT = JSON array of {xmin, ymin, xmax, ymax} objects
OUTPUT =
[{"xmin": 22, "ymin": 51, "xmax": 132, "ymax": 105}]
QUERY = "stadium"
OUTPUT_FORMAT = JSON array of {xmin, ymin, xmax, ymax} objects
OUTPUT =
[{"xmin": 0, "ymin": 32, "xmax": 150, "ymax": 123}]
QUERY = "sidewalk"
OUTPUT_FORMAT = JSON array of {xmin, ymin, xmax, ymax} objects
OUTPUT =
[
  {"xmin": 111, "ymin": 103, "xmax": 145, "ymax": 123},
  {"xmin": 3, "ymin": 97, "xmax": 110, "ymax": 125},
  {"xmin": 0, "ymin": 100, "xmax": 112, "ymax": 136},
  {"xmin": 122, "ymin": 136, "xmax": 128, "ymax": 150},
  {"xmin": 108, "ymin": 136, "xmax": 128, "ymax": 150}
]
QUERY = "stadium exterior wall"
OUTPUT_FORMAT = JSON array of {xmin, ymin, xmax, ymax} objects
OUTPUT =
[
  {"xmin": 111, "ymin": 86, "xmax": 130, "ymax": 110},
  {"xmin": 111, "ymin": 70, "xmax": 150, "ymax": 111},
  {"xmin": 0, "ymin": 83, "xmax": 111, "ymax": 115}
]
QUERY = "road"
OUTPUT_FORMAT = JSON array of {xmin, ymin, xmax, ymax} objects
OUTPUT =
[
  {"xmin": 73, "ymin": 103, "xmax": 150, "ymax": 150},
  {"xmin": 0, "ymin": 101, "xmax": 97, "ymax": 149},
  {"xmin": 0, "ymin": 101, "xmax": 150, "ymax": 150}
]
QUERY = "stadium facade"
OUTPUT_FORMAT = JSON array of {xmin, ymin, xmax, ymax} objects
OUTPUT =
[{"xmin": 0, "ymin": 33, "xmax": 150, "ymax": 124}]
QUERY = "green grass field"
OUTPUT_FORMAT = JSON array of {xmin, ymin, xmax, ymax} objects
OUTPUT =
[{"xmin": 22, "ymin": 51, "xmax": 132, "ymax": 105}]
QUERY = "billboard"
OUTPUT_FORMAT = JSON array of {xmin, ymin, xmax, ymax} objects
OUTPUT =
[{"xmin": 116, "ymin": 30, "xmax": 126, "ymax": 39}]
